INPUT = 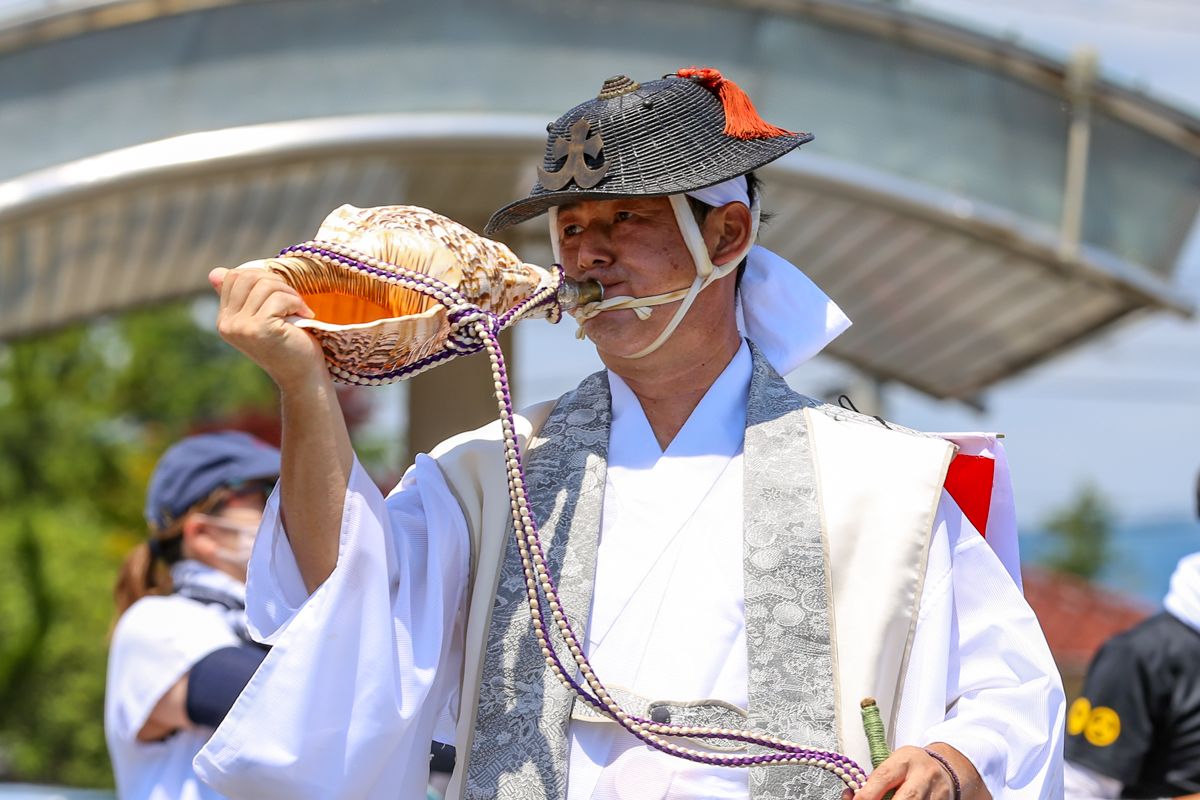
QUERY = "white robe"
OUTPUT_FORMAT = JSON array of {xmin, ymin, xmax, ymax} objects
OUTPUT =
[{"xmin": 195, "ymin": 342, "xmax": 1065, "ymax": 798}]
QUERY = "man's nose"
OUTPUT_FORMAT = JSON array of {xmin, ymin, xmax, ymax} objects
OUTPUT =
[{"xmin": 575, "ymin": 225, "xmax": 615, "ymax": 273}]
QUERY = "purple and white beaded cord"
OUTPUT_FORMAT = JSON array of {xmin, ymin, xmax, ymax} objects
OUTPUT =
[{"xmin": 275, "ymin": 241, "xmax": 867, "ymax": 788}]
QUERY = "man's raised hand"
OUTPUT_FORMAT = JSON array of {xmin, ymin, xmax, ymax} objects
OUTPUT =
[{"xmin": 209, "ymin": 265, "xmax": 324, "ymax": 390}]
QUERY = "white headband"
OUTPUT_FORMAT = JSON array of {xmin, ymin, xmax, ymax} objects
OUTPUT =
[
  {"xmin": 548, "ymin": 176, "xmax": 850, "ymax": 373},
  {"xmin": 687, "ymin": 179, "xmax": 752, "ymax": 210}
]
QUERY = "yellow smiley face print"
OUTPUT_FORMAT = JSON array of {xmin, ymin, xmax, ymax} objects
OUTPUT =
[
  {"xmin": 1084, "ymin": 706, "xmax": 1121, "ymax": 747},
  {"xmin": 1067, "ymin": 698, "xmax": 1091, "ymax": 736}
]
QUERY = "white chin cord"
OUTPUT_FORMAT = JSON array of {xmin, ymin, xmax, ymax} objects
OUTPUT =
[{"xmin": 549, "ymin": 195, "xmax": 760, "ymax": 359}]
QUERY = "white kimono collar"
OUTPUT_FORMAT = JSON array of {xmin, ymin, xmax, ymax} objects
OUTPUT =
[{"xmin": 607, "ymin": 339, "xmax": 751, "ymax": 467}]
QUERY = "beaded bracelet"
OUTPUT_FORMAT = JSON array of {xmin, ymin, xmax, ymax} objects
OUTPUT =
[{"xmin": 923, "ymin": 748, "xmax": 962, "ymax": 800}]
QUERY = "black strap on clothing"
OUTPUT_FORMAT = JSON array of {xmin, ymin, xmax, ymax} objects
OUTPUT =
[
  {"xmin": 185, "ymin": 645, "xmax": 268, "ymax": 728},
  {"xmin": 174, "ymin": 585, "xmax": 244, "ymax": 613}
]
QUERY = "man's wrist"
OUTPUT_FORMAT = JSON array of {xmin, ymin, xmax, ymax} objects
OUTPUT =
[
  {"xmin": 273, "ymin": 361, "xmax": 333, "ymax": 396},
  {"xmin": 924, "ymin": 747, "xmax": 962, "ymax": 800},
  {"xmin": 925, "ymin": 742, "xmax": 989, "ymax": 800}
]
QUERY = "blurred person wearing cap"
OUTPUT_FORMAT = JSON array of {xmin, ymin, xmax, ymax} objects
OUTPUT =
[
  {"xmin": 195, "ymin": 69, "xmax": 1063, "ymax": 799},
  {"xmin": 1063, "ymin": 476, "xmax": 1200, "ymax": 799},
  {"xmin": 105, "ymin": 431, "xmax": 279, "ymax": 799}
]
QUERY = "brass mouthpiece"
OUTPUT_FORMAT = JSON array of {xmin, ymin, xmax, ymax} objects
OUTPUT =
[{"xmin": 556, "ymin": 278, "xmax": 604, "ymax": 311}]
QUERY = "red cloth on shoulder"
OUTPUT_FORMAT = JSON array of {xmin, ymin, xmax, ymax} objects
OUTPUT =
[{"xmin": 944, "ymin": 454, "xmax": 995, "ymax": 538}]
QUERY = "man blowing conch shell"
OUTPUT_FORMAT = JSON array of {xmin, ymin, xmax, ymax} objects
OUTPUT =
[{"xmin": 193, "ymin": 67, "xmax": 1065, "ymax": 799}]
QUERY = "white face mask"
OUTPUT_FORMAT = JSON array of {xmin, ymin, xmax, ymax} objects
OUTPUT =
[{"xmin": 195, "ymin": 514, "xmax": 259, "ymax": 570}]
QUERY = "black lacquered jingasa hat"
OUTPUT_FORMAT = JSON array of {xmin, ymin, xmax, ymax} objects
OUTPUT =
[{"xmin": 484, "ymin": 67, "xmax": 813, "ymax": 235}]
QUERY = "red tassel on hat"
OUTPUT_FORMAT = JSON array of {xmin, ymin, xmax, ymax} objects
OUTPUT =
[{"xmin": 676, "ymin": 66, "xmax": 795, "ymax": 140}]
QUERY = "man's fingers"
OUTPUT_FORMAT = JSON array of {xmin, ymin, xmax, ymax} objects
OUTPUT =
[
  {"xmin": 210, "ymin": 264, "xmax": 328, "ymax": 389},
  {"xmin": 855, "ymin": 747, "xmax": 956, "ymax": 800},
  {"xmin": 218, "ymin": 266, "xmax": 310, "ymax": 321},
  {"xmin": 217, "ymin": 286, "xmax": 314, "ymax": 344},
  {"xmin": 293, "ymin": 295, "xmax": 315, "ymax": 318},
  {"xmin": 241, "ymin": 276, "xmax": 307, "ymax": 318},
  {"xmin": 259, "ymin": 292, "xmax": 316, "ymax": 324},
  {"xmin": 222, "ymin": 267, "xmax": 260, "ymax": 314},
  {"xmin": 218, "ymin": 265, "xmax": 242, "ymax": 311},
  {"xmin": 854, "ymin": 754, "xmax": 908, "ymax": 800},
  {"xmin": 854, "ymin": 775, "xmax": 904, "ymax": 800}
]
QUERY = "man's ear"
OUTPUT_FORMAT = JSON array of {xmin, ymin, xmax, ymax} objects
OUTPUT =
[{"xmin": 708, "ymin": 202, "xmax": 753, "ymax": 268}]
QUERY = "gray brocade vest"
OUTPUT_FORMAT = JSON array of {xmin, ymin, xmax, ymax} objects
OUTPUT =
[{"xmin": 438, "ymin": 345, "xmax": 954, "ymax": 800}]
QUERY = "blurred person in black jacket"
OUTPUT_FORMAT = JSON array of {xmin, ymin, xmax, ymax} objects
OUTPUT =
[{"xmin": 1064, "ymin": 474, "xmax": 1200, "ymax": 799}]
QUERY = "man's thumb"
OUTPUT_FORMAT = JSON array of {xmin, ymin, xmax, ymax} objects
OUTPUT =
[{"xmin": 208, "ymin": 267, "xmax": 229, "ymax": 292}]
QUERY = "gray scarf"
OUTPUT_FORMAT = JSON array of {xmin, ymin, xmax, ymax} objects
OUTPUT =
[{"xmin": 170, "ymin": 559, "xmax": 253, "ymax": 645}]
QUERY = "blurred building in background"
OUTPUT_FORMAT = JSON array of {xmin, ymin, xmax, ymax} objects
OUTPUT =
[{"xmin": 2, "ymin": 0, "xmax": 1198, "ymax": 450}]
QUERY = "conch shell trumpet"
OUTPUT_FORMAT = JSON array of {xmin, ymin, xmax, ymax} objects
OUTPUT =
[{"xmin": 235, "ymin": 204, "xmax": 600, "ymax": 384}]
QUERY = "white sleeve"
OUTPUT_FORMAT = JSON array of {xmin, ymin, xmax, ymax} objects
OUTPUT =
[
  {"xmin": 105, "ymin": 597, "xmax": 241, "ymax": 744},
  {"xmin": 193, "ymin": 454, "xmax": 470, "ymax": 800},
  {"xmin": 1063, "ymin": 760, "xmax": 1123, "ymax": 799},
  {"xmin": 897, "ymin": 491, "xmax": 1066, "ymax": 799}
]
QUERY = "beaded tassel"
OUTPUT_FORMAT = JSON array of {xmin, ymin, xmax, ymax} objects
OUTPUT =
[{"xmin": 274, "ymin": 239, "xmax": 868, "ymax": 790}]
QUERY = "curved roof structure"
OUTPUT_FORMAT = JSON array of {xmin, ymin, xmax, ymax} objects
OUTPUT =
[{"xmin": 1, "ymin": 0, "xmax": 1197, "ymax": 401}]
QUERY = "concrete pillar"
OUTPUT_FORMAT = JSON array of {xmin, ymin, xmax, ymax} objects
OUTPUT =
[{"xmin": 403, "ymin": 329, "xmax": 515, "ymax": 465}]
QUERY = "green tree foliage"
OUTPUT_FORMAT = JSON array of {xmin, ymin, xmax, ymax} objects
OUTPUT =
[
  {"xmin": 0, "ymin": 300, "xmax": 278, "ymax": 786},
  {"xmin": 1043, "ymin": 484, "xmax": 1115, "ymax": 581}
]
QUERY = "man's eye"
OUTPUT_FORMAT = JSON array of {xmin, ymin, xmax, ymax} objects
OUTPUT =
[
  {"xmin": 614, "ymin": 211, "xmax": 635, "ymax": 223},
  {"xmin": 561, "ymin": 225, "xmax": 583, "ymax": 237}
]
